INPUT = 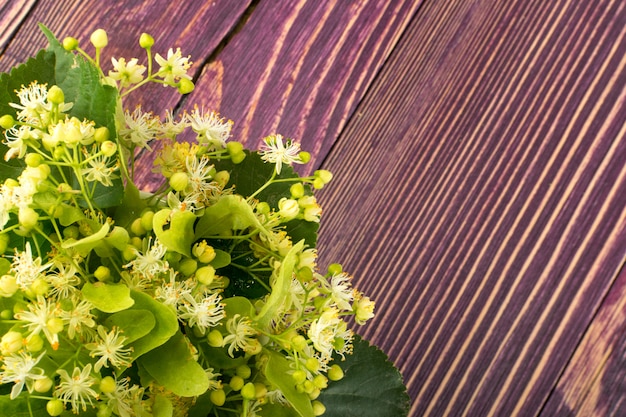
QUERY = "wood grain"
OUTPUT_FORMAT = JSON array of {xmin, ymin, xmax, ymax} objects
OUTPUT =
[
  {"xmin": 541, "ymin": 266, "xmax": 626, "ymax": 416},
  {"xmin": 316, "ymin": 0, "xmax": 626, "ymax": 415},
  {"xmin": 0, "ymin": 0, "xmax": 253, "ymax": 113},
  {"xmin": 0, "ymin": 0, "xmax": 37, "ymax": 54}
]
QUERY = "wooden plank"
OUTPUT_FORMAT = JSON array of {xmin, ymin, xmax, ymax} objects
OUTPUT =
[
  {"xmin": 0, "ymin": 0, "xmax": 37, "ymax": 54},
  {"xmin": 540, "ymin": 265, "xmax": 626, "ymax": 415},
  {"xmin": 0, "ymin": 0, "xmax": 253, "ymax": 113},
  {"xmin": 170, "ymin": 0, "xmax": 423, "ymax": 170},
  {"xmin": 315, "ymin": 0, "xmax": 626, "ymax": 415}
]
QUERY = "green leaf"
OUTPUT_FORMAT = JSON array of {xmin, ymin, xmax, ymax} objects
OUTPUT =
[
  {"xmin": 265, "ymin": 349, "xmax": 314, "ymax": 417},
  {"xmin": 61, "ymin": 221, "xmax": 110, "ymax": 253},
  {"xmin": 210, "ymin": 249, "xmax": 231, "ymax": 269},
  {"xmin": 104, "ymin": 309, "xmax": 156, "ymax": 344},
  {"xmin": 127, "ymin": 290, "xmax": 179, "ymax": 359},
  {"xmin": 153, "ymin": 209, "xmax": 196, "ymax": 257},
  {"xmin": 194, "ymin": 194, "xmax": 270, "ymax": 239},
  {"xmin": 317, "ymin": 335, "xmax": 410, "ymax": 417},
  {"xmin": 82, "ymin": 281, "xmax": 134, "ymax": 313},
  {"xmin": 223, "ymin": 296, "xmax": 255, "ymax": 317},
  {"xmin": 255, "ymin": 240, "xmax": 304, "ymax": 329},
  {"xmin": 139, "ymin": 331, "xmax": 209, "ymax": 397},
  {"xmin": 0, "ymin": 395, "xmax": 47, "ymax": 417}
]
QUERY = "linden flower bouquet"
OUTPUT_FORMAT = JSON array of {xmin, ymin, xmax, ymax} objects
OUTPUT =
[{"xmin": 0, "ymin": 26, "xmax": 409, "ymax": 417}]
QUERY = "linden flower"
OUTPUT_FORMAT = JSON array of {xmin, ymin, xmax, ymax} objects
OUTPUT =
[
  {"xmin": 11, "ymin": 242, "xmax": 53, "ymax": 291},
  {"xmin": 178, "ymin": 292, "xmax": 225, "ymax": 332},
  {"xmin": 155, "ymin": 47, "xmax": 192, "ymax": 85},
  {"xmin": 103, "ymin": 376, "xmax": 145, "ymax": 417},
  {"xmin": 87, "ymin": 325, "xmax": 133, "ymax": 371},
  {"xmin": 109, "ymin": 57, "xmax": 146, "ymax": 88},
  {"xmin": 81, "ymin": 154, "xmax": 119, "ymax": 187},
  {"xmin": 222, "ymin": 314, "xmax": 258, "ymax": 357},
  {"xmin": 125, "ymin": 238, "xmax": 169, "ymax": 278},
  {"xmin": 59, "ymin": 299, "xmax": 96, "ymax": 340},
  {"xmin": 185, "ymin": 154, "xmax": 219, "ymax": 199},
  {"xmin": 119, "ymin": 107, "xmax": 159, "ymax": 149},
  {"xmin": 55, "ymin": 364, "xmax": 98, "ymax": 413},
  {"xmin": 260, "ymin": 134, "xmax": 304, "ymax": 174},
  {"xmin": 0, "ymin": 351, "xmax": 47, "ymax": 399},
  {"xmin": 188, "ymin": 108, "xmax": 233, "ymax": 149},
  {"xmin": 3, "ymin": 125, "xmax": 34, "ymax": 160},
  {"xmin": 15, "ymin": 296, "xmax": 61, "ymax": 349}
]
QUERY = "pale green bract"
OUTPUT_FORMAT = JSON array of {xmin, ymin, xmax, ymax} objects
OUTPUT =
[{"xmin": 0, "ymin": 25, "xmax": 408, "ymax": 417}]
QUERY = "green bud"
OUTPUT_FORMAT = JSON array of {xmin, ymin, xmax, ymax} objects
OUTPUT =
[
  {"xmin": 178, "ymin": 79, "xmax": 195, "ymax": 94},
  {"xmin": 236, "ymin": 364, "xmax": 252, "ymax": 379},
  {"xmin": 312, "ymin": 401, "xmax": 326, "ymax": 416},
  {"xmin": 130, "ymin": 218, "xmax": 146, "ymax": 236},
  {"xmin": 0, "ymin": 309, "xmax": 12, "ymax": 319},
  {"xmin": 231, "ymin": 151, "xmax": 246, "ymax": 164},
  {"xmin": 18, "ymin": 207, "xmax": 39, "ymax": 230},
  {"xmin": 94, "ymin": 126, "xmax": 110, "ymax": 143},
  {"xmin": 254, "ymin": 382, "xmax": 268, "ymax": 399},
  {"xmin": 327, "ymin": 263, "xmax": 342, "ymax": 275},
  {"xmin": 101, "ymin": 140, "xmax": 117, "ymax": 157},
  {"xmin": 169, "ymin": 172, "xmax": 189, "ymax": 192},
  {"xmin": 90, "ymin": 29, "xmax": 108, "ymax": 48},
  {"xmin": 47, "ymin": 85, "xmax": 65, "ymax": 104},
  {"xmin": 229, "ymin": 375, "xmax": 244, "ymax": 391},
  {"xmin": 195, "ymin": 265, "xmax": 216, "ymax": 285},
  {"xmin": 315, "ymin": 169, "xmax": 333, "ymax": 184},
  {"xmin": 1, "ymin": 331, "xmax": 23, "ymax": 354},
  {"xmin": 96, "ymin": 404, "xmax": 113, "ymax": 417},
  {"xmin": 94, "ymin": 266, "xmax": 111, "ymax": 282},
  {"xmin": 241, "ymin": 382, "xmax": 256, "ymax": 400},
  {"xmin": 292, "ymin": 370, "xmax": 307, "ymax": 385},
  {"xmin": 210, "ymin": 389, "xmax": 226, "ymax": 406},
  {"xmin": 290, "ymin": 183, "xmax": 305, "ymax": 199},
  {"xmin": 179, "ymin": 258, "xmax": 198, "ymax": 276},
  {"xmin": 62, "ymin": 36, "xmax": 79, "ymax": 51},
  {"xmin": 313, "ymin": 374, "xmax": 328, "ymax": 389},
  {"xmin": 312, "ymin": 177, "xmax": 325, "ymax": 189},
  {"xmin": 0, "ymin": 114, "xmax": 15, "ymax": 129},
  {"xmin": 130, "ymin": 237, "xmax": 143, "ymax": 249},
  {"xmin": 256, "ymin": 201, "xmax": 270, "ymax": 215},
  {"xmin": 46, "ymin": 399, "xmax": 64, "ymax": 416},
  {"xmin": 63, "ymin": 225, "xmax": 80, "ymax": 240},
  {"xmin": 100, "ymin": 376, "xmax": 116, "ymax": 393},
  {"xmin": 207, "ymin": 329, "xmax": 223, "ymax": 347},
  {"xmin": 226, "ymin": 141, "xmax": 244, "ymax": 156},
  {"xmin": 24, "ymin": 153, "xmax": 43, "ymax": 167},
  {"xmin": 213, "ymin": 170, "xmax": 230, "ymax": 187},
  {"xmin": 305, "ymin": 357, "xmax": 320, "ymax": 373},
  {"xmin": 122, "ymin": 244, "xmax": 137, "ymax": 261},
  {"xmin": 25, "ymin": 333, "xmax": 44, "ymax": 352},
  {"xmin": 139, "ymin": 33, "xmax": 155, "ymax": 49},
  {"xmin": 0, "ymin": 275, "xmax": 18, "ymax": 297},
  {"xmin": 299, "ymin": 151, "xmax": 311, "ymax": 164},
  {"xmin": 31, "ymin": 277, "xmax": 49, "ymax": 296},
  {"xmin": 34, "ymin": 376, "xmax": 53, "ymax": 392},
  {"xmin": 140, "ymin": 210, "xmax": 154, "ymax": 232}
]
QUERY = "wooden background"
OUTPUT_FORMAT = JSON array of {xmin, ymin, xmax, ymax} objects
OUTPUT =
[{"xmin": 1, "ymin": 0, "xmax": 625, "ymax": 415}]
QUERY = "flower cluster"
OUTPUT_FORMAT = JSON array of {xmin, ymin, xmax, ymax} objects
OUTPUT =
[{"xmin": 0, "ymin": 27, "xmax": 375, "ymax": 417}]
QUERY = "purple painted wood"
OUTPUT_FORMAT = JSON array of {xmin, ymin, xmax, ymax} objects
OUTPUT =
[{"xmin": 316, "ymin": 0, "xmax": 626, "ymax": 415}]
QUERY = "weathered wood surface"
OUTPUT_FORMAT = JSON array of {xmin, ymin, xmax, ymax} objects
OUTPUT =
[{"xmin": 1, "ymin": 1, "xmax": 625, "ymax": 416}]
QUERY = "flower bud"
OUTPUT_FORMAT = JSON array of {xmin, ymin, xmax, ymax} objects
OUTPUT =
[
  {"xmin": 290, "ymin": 183, "xmax": 305, "ymax": 199},
  {"xmin": 94, "ymin": 266, "xmax": 111, "ymax": 282},
  {"xmin": 313, "ymin": 374, "xmax": 328, "ymax": 389},
  {"xmin": 24, "ymin": 153, "xmax": 43, "ymax": 167},
  {"xmin": 312, "ymin": 177, "xmax": 325, "ymax": 189},
  {"xmin": 229, "ymin": 375, "xmax": 244, "ymax": 391},
  {"xmin": 47, "ymin": 399, "xmax": 64, "ymax": 416},
  {"xmin": 315, "ymin": 169, "xmax": 333, "ymax": 184},
  {"xmin": 34, "ymin": 376, "xmax": 53, "ymax": 392},
  {"xmin": 278, "ymin": 198, "xmax": 299, "ymax": 220},
  {"xmin": 327, "ymin": 263, "xmax": 342, "ymax": 275},
  {"xmin": 0, "ymin": 331, "xmax": 23, "ymax": 354},
  {"xmin": 195, "ymin": 265, "xmax": 216, "ymax": 285},
  {"xmin": 236, "ymin": 365, "xmax": 252, "ymax": 379},
  {"xmin": 90, "ymin": 29, "xmax": 108, "ymax": 48},
  {"xmin": 312, "ymin": 401, "xmax": 326, "ymax": 416},
  {"xmin": 100, "ymin": 376, "xmax": 116, "ymax": 393},
  {"xmin": 226, "ymin": 141, "xmax": 244, "ymax": 156},
  {"xmin": 18, "ymin": 207, "xmax": 39, "ymax": 230},
  {"xmin": 47, "ymin": 317, "xmax": 64, "ymax": 334},
  {"xmin": 0, "ymin": 114, "xmax": 15, "ymax": 129},
  {"xmin": 25, "ymin": 333, "xmax": 44, "ymax": 352},
  {"xmin": 130, "ymin": 218, "xmax": 146, "ymax": 236},
  {"xmin": 207, "ymin": 329, "xmax": 223, "ymax": 347},
  {"xmin": 192, "ymin": 241, "xmax": 216, "ymax": 264},
  {"xmin": 169, "ymin": 172, "xmax": 189, "ymax": 192},
  {"xmin": 101, "ymin": 140, "xmax": 117, "ymax": 157},
  {"xmin": 94, "ymin": 126, "xmax": 110, "ymax": 143},
  {"xmin": 31, "ymin": 277, "xmax": 49, "ymax": 296},
  {"xmin": 291, "ymin": 370, "xmax": 307, "ymax": 385},
  {"xmin": 241, "ymin": 382, "xmax": 256, "ymax": 400},
  {"xmin": 213, "ymin": 170, "xmax": 230, "ymax": 187},
  {"xmin": 62, "ymin": 36, "xmax": 79, "ymax": 51},
  {"xmin": 231, "ymin": 151, "xmax": 246, "ymax": 164},
  {"xmin": 178, "ymin": 78, "xmax": 195, "ymax": 94},
  {"xmin": 47, "ymin": 85, "xmax": 65, "ymax": 104},
  {"xmin": 256, "ymin": 202, "xmax": 270, "ymax": 215},
  {"xmin": 327, "ymin": 364, "xmax": 344, "ymax": 381},
  {"xmin": 140, "ymin": 210, "xmax": 154, "ymax": 232},
  {"xmin": 299, "ymin": 151, "xmax": 311, "ymax": 164},
  {"xmin": 179, "ymin": 258, "xmax": 198, "ymax": 276},
  {"xmin": 139, "ymin": 33, "xmax": 155, "ymax": 49},
  {"xmin": 210, "ymin": 389, "xmax": 226, "ymax": 406}
]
